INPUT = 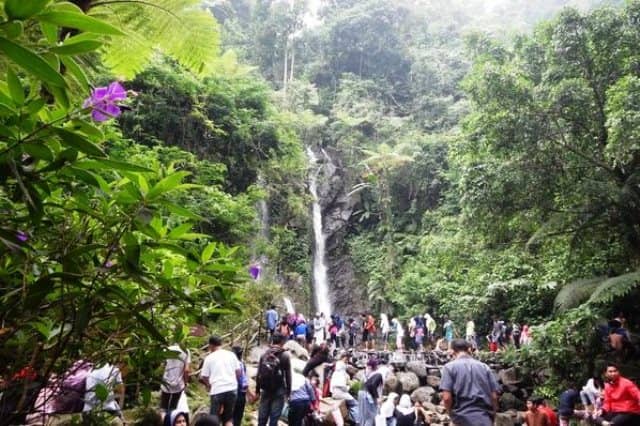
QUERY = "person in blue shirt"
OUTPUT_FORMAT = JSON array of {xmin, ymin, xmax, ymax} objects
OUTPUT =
[
  {"xmin": 265, "ymin": 305, "xmax": 279, "ymax": 343},
  {"xmin": 294, "ymin": 320, "xmax": 309, "ymax": 347}
]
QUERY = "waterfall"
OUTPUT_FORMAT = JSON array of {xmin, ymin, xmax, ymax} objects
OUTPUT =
[
  {"xmin": 307, "ymin": 147, "xmax": 332, "ymax": 316},
  {"xmin": 252, "ymin": 175, "xmax": 269, "ymax": 281},
  {"xmin": 283, "ymin": 297, "xmax": 295, "ymax": 314}
]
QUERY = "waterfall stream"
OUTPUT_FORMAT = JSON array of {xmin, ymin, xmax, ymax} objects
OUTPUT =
[
  {"xmin": 283, "ymin": 297, "xmax": 295, "ymax": 314},
  {"xmin": 307, "ymin": 147, "xmax": 332, "ymax": 316}
]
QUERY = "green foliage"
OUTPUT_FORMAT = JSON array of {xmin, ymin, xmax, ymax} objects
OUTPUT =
[
  {"xmin": 501, "ymin": 307, "xmax": 603, "ymax": 393},
  {"xmin": 118, "ymin": 60, "xmax": 291, "ymax": 194},
  {"xmin": 0, "ymin": 3, "xmax": 251, "ymax": 421},
  {"xmin": 88, "ymin": 0, "xmax": 221, "ymax": 78}
]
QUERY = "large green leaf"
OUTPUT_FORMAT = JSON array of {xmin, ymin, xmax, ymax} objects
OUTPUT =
[
  {"xmin": 159, "ymin": 201, "xmax": 204, "ymax": 221},
  {"xmin": 0, "ymin": 36, "xmax": 66, "ymax": 87},
  {"xmin": 54, "ymin": 128, "xmax": 106, "ymax": 157},
  {"xmin": 167, "ymin": 223, "xmax": 193, "ymax": 240},
  {"xmin": 75, "ymin": 159, "xmax": 152, "ymax": 173},
  {"xmin": 6, "ymin": 67, "xmax": 24, "ymax": 105},
  {"xmin": 36, "ymin": 11, "xmax": 125, "ymax": 36},
  {"xmin": 59, "ymin": 56, "xmax": 89, "ymax": 90},
  {"xmin": 51, "ymin": 40, "xmax": 102, "ymax": 55},
  {"xmin": 587, "ymin": 271, "xmax": 640, "ymax": 305},
  {"xmin": 146, "ymin": 171, "xmax": 190, "ymax": 200},
  {"xmin": 4, "ymin": 0, "xmax": 50, "ymax": 20}
]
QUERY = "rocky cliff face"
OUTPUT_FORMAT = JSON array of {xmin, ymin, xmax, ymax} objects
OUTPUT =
[{"xmin": 311, "ymin": 146, "xmax": 368, "ymax": 317}]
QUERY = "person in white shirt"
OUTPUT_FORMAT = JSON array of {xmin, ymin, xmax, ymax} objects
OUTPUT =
[
  {"xmin": 465, "ymin": 319, "xmax": 476, "ymax": 350},
  {"xmin": 391, "ymin": 318, "xmax": 404, "ymax": 350},
  {"xmin": 82, "ymin": 363, "xmax": 125, "ymax": 418},
  {"xmin": 380, "ymin": 314, "xmax": 390, "ymax": 351},
  {"xmin": 330, "ymin": 352, "xmax": 360, "ymax": 423},
  {"xmin": 199, "ymin": 336, "xmax": 241, "ymax": 426},
  {"xmin": 161, "ymin": 344, "xmax": 191, "ymax": 415}
]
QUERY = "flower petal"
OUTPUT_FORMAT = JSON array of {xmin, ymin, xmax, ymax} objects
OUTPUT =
[
  {"xmin": 91, "ymin": 109, "xmax": 110, "ymax": 122},
  {"xmin": 107, "ymin": 82, "xmax": 127, "ymax": 101},
  {"xmin": 102, "ymin": 103, "xmax": 121, "ymax": 117},
  {"xmin": 92, "ymin": 86, "xmax": 109, "ymax": 102}
]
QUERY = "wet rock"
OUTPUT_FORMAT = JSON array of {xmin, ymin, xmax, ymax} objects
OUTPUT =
[
  {"xmin": 406, "ymin": 361, "xmax": 428, "ymax": 378},
  {"xmin": 426, "ymin": 375, "xmax": 441, "ymax": 388},
  {"xmin": 384, "ymin": 373, "xmax": 402, "ymax": 394},
  {"xmin": 498, "ymin": 367, "xmax": 520, "ymax": 385},
  {"xmin": 411, "ymin": 386, "xmax": 436, "ymax": 403},
  {"xmin": 248, "ymin": 346, "xmax": 267, "ymax": 364},
  {"xmin": 499, "ymin": 392, "xmax": 525, "ymax": 412},
  {"xmin": 284, "ymin": 340, "xmax": 309, "ymax": 360},
  {"xmin": 494, "ymin": 412, "xmax": 516, "ymax": 426},
  {"xmin": 396, "ymin": 371, "xmax": 420, "ymax": 393}
]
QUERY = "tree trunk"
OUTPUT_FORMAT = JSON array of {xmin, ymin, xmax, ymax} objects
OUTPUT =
[{"xmin": 283, "ymin": 44, "xmax": 288, "ymax": 93}]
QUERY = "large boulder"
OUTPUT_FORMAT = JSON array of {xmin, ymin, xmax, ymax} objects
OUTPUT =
[
  {"xmin": 427, "ymin": 367, "xmax": 441, "ymax": 377},
  {"xmin": 498, "ymin": 367, "xmax": 520, "ymax": 385},
  {"xmin": 248, "ymin": 346, "xmax": 267, "ymax": 364},
  {"xmin": 384, "ymin": 373, "xmax": 402, "ymax": 394},
  {"xmin": 411, "ymin": 386, "xmax": 436, "ymax": 403},
  {"xmin": 406, "ymin": 361, "xmax": 428, "ymax": 379},
  {"xmin": 494, "ymin": 412, "xmax": 516, "ymax": 426},
  {"xmin": 284, "ymin": 340, "xmax": 309, "ymax": 360},
  {"xmin": 499, "ymin": 392, "xmax": 525, "ymax": 412},
  {"xmin": 396, "ymin": 371, "xmax": 420, "ymax": 393},
  {"xmin": 426, "ymin": 375, "xmax": 441, "ymax": 388}
]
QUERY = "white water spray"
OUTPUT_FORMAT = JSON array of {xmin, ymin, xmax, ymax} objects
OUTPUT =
[
  {"xmin": 283, "ymin": 297, "xmax": 295, "ymax": 314},
  {"xmin": 307, "ymin": 147, "xmax": 332, "ymax": 317}
]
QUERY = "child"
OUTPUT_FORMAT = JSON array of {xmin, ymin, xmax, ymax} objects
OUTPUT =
[{"xmin": 524, "ymin": 397, "xmax": 549, "ymax": 426}]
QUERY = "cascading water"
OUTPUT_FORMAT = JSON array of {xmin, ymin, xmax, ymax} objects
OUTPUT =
[
  {"xmin": 307, "ymin": 147, "xmax": 332, "ymax": 316},
  {"xmin": 283, "ymin": 297, "xmax": 295, "ymax": 314}
]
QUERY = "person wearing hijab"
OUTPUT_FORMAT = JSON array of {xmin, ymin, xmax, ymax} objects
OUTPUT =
[
  {"xmin": 380, "ymin": 314, "xmax": 390, "ymax": 351},
  {"xmin": 166, "ymin": 410, "xmax": 189, "ymax": 426},
  {"xmin": 378, "ymin": 393, "xmax": 399, "ymax": 426},
  {"xmin": 358, "ymin": 364, "xmax": 385, "ymax": 426},
  {"xmin": 394, "ymin": 395, "xmax": 431, "ymax": 426},
  {"xmin": 330, "ymin": 352, "xmax": 359, "ymax": 423},
  {"xmin": 391, "ymin": 318, "xmax": 404, "ymax": 350}
]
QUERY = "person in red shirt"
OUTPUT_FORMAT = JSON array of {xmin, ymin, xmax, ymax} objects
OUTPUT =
[
  {"xmin": 594, "ymin": 363, "xmax": 640, "ymax": 425},
  {"xmin": 538, "ymin": 400, "xmax": 558, "ymax": 426}
]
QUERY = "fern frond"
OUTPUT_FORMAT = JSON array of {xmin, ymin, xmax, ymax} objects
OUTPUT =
[
  {"xmin": 553, "ymin": 276, "xmax": 604, "ymax": 313},
  {"xmin": 90, "ymin": 0, "xmax": 220, "ymax": 78},
  {"xmin": 587, "ymin": 270, "xmax": 640, "ymax": 305}
]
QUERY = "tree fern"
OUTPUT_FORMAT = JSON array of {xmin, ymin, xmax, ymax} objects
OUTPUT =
[
  {"xmin": 554, "ymin": 271, "xmax": 640, "ymax": 312},
  {"xmin": 587, "ymin": 270, "xmax": 640, "ymax": 305},
  {"xmin": 553, "ymin": 276, "xmax": 604, "ymax": 313},
  {"xmin": 89, "ymin": 0, "xmax": 220, "ymax": 78}
]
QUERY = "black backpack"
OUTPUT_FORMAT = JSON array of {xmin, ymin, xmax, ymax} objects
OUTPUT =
[{"xmin": 258, "ymin": 348, "xmax": 284, "ymax": 391}]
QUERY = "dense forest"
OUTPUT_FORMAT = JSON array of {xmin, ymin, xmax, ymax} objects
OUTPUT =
[
  {"xmin": 211, "ymin": 0, "xmax": 639, "ymax": 390},
  {"xmin": 0, "ymin": 0, "xmax": 639, "ymax": 422}
]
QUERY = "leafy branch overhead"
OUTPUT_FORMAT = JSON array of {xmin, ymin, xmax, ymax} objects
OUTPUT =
[{"xmin": 0, "ymin": 1, "xmax": 269, "ymax": 420}]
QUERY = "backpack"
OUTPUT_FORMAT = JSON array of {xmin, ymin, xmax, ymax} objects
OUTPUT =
[{"xmin": 258, "ymin": 348, "xmax": 284, "ymax": 391}]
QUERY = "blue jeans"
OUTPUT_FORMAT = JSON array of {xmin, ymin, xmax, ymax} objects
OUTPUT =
[{"xmin": 257, "ymin": 389, "xmax": 286, "ymax": 426}]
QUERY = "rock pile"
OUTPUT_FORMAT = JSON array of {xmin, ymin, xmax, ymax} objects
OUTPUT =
[{"xmin": 246, "ymin": 347, "xmax": 531, "ymax": 426}]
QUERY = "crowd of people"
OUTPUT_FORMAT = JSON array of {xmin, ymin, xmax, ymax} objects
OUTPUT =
[
  {"xmin": 265, "ymin": 306, "xmax": 532, "ymax": 353},
  {"xmin": 259, "ymin": 307, "xmax": 639, "ymax": 426},
  {"xmin": 4, "ymin": 307, "xmax": 635, "ymax": 426}
]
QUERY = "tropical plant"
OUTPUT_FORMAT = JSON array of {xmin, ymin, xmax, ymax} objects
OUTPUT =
[{"xmin": 0, "ymin": 1, "xmax": 246, "ymax": 422}]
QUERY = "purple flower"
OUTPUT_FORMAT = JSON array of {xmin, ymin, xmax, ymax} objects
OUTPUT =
[
  {"xmin": 16, "ymin": 231, "xmax": 28, "ymax": 242},
  {"xmin": 104, "ymin": 260, "xmax": 114, "ymax": 268},
  {"xmin": 83, "ymin": 82, "xmax": 127, "ymax": 122},
  {"xmin": 249, "ymin": 265, "xmax": 261, "ymax": 280}
]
